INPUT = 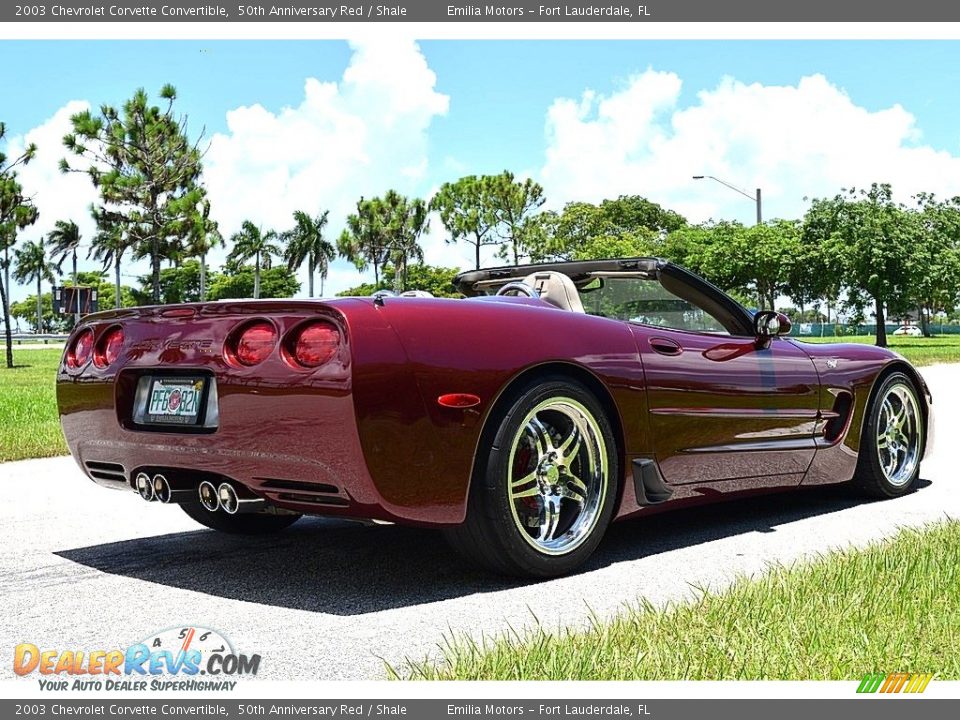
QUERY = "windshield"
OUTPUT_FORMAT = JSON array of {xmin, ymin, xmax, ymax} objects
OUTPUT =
[{"xmin": 578, "ymin": 276, "xmax": 729, "ymax": 334}]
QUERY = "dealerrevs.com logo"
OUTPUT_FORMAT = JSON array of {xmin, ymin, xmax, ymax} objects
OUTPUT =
[{"xmin": 13, "ymin": 626, "xmax": 260, "ymax": 691}]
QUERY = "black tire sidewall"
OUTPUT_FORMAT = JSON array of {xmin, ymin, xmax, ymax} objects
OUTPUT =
[{"xmin": 477, "ymin": 377, "xmax": 619, "ymax": 577}]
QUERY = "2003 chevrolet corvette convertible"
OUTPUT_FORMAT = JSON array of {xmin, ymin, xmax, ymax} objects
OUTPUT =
[{"xmin": 57, "ymin": 258, "xmax": 934, "ymax": 577}]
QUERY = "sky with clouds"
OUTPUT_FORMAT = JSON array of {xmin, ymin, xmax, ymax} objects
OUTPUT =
[{"xmin": 2, "ymin": 40, "xmax": 960, "ymax": 303}]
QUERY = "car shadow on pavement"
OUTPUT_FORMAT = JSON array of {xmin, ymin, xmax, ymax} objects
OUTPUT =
[{"xmin": 55, "ymin": 480, "xmax": 930, "ymax": 615}]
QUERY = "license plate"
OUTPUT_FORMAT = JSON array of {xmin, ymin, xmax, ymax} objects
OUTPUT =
[{"xmin": 143, "ymin": 376, "xmax": 207, "ymax": 425}]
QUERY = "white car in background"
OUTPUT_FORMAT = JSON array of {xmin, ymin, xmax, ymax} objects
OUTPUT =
[{"xmin": 893, "ymin": 325, "xmax": 923, "ymax": 337}]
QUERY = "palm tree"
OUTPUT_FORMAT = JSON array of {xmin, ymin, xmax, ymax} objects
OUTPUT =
[
  {"xmin": 48, "ymin": 220, "xmax": 82, "ymax": 323},
  {"xmin": 13, "ymin": 239, "xmax": 55, "ymax": 333},
  {"xmin": 89, "ymin": 210, "xmax": 134, "ymax": 309},
  {"xmin": 228, "ymin": 221, "xmax": 281, "ymax": 299},
  {"xmin": 338, "ymin": 197, "xmax": 389, "ymax": 287},
  {"xmin": 185, "ymin": 199, "xmax": 224, "ymax": 301},
  {"xmin": 283, "ymin": 210, "xmax": 334, "ymax": 298},
  {"xmin": 387, "ymin": 194, "xmax": 428, "ymax": 293}
]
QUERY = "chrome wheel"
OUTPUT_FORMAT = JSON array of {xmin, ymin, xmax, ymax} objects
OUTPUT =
[
  {"xmin": 876, "ymin": 381, "xmax": 922, "ymax": 488},
  {"xmin": 508, "ymin": 397, "xmax": 608, "ymax": 555}
]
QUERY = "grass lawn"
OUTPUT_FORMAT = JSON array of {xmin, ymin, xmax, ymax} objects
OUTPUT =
[
  {"xmin": 795, "ymin": 334, "xmax": 960, "ymax": 366},
  {"xmin": 0, "ymin": 348, "xmax": 68, "ymax": 463},
  {"xmin": 396, "ymin": 521, "xmax": 960, "ymax": 680}
]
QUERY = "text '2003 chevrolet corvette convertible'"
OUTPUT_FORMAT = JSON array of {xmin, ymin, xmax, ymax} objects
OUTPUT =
[{"xmin": 57, "ymin": 258, "xmax": 934, "ymax": 577}]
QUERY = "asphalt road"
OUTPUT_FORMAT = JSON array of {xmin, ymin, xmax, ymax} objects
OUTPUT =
[{"xmin": 1, "ymin": 364, "xmax": 957, "ymax": 681}]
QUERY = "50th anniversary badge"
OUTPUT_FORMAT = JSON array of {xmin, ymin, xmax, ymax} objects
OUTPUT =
[{"xmin": 13, "ymin": 626, "xmax": 260, "ymax": 691}]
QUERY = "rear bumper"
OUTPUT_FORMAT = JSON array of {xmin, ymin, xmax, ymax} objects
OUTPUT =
[{"xmin": 58, "ymin": 374, "xmax": 448, "ymax": 527}]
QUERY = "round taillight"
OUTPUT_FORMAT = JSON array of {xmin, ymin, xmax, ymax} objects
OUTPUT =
[
  {"xmin": 292, "ymin": 322, "xmax": 340, "ymax": 368},
  {"xmin": 67, "ymin": 328, "xmax": 94, "ymax": 369},
  {"xmin": 233, "ymin": 321, "xmax": 277, "ymax": 366},
  {"xmin": 94, "ymin": 327, "xmax": 124, "ymax": 368}
]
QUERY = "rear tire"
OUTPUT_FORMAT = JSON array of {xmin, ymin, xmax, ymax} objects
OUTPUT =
[
  {"xmin": 853, "ymin": 371, "xmax": 924, "ymax": 498},
  {"xmin": 180, "ymin": 502, "xmax": 302, "ymax": 535},
  {"xmin": 444, "ymin": 376, "xmax": 619, "ymax": 578}
]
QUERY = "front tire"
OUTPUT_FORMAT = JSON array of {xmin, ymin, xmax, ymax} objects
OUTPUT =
[
  {"xmin": 445, "ymin": 377, "xmax": 619, "ymax": 578},
  {"xmin": 180, "ymin": 502, "xmax": 302, "ymax": 535},
  {"xmin": 854, "ymin": 371, "xmax": 924, "ymax": 498}
]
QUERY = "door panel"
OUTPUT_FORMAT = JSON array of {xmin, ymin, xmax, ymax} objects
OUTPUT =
[{"xmin": 633, "ymin": 328, "xmax": 821, "ymax": 484}]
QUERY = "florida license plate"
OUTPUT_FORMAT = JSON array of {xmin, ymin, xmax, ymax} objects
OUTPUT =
[{"xmin": 144, "ymin": 377, "xmax": 207, "ymax": 425}]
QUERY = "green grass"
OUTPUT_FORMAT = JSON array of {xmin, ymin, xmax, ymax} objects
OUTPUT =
[
  {"xmin": 0, "ymin": 348, "xmax": 68, "ymax": 462},
  {"xmin": 794, "ymin": 334, "xmax": 960, "ymax": 366},
  {"xmin": 395, "ymin": 521, "xmax": 960, "ymax": 680}
]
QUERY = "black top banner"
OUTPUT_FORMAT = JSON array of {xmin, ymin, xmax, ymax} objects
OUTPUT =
[{"xmin": 7, "ymin": 0, "xmax": 960, "ymax": 23}]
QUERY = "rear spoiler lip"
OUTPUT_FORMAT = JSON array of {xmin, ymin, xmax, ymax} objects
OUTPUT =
[{"xmin": 70, "ymin": 298, "xmax": 368, "ymax": 327}]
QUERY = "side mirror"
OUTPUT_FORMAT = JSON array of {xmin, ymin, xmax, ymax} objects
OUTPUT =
[{"xmin": 754, "ymin": 310, "xmax": 792, "ymax": 338}]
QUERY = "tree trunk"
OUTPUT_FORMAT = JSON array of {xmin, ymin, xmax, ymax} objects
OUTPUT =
[
  {"xmin": 319, "ymin": 274, "xmax": 325, "ymax": 298},
  {"xmin": 36, "ymin": 276, "xmax": 43, "ymax": 333},
  {"xmin": 919, "ymin": 305, "xmax": 930, "ymax": 337},
  {"xmin": 115, "ymin": 257, "xmax": 122, "ymax": 309},
  {"xmin": 73, "ymin": 250, "xmax": 80, "ymax": 325},
  {"xmin": 875, "ymin": 298, "xmax": 888, "ymax": 348},
  {"xmin": 474, "ymin": 236, "xmax": 481, "ymax": 271},
  {"xmin": 254, "ymin": 251, "xmax": 261, "ymax": 299},
  {"xmin": 394, "ymin": 259, "xmax": 404, "ymax": 294},
  {"xmin": 1, "ymin": 274, "xmax": 13, "ymax": 369},
  {"xmin": 151, "ymin": 236, "xmax": 161, "ymax": 304},
  {"xmin": 307, "ymin": 254, "xmax": 315, "ymax": 298},
  {"xmin": 199, "ymin": 252, "xmax": 206, "ymax": 302}
]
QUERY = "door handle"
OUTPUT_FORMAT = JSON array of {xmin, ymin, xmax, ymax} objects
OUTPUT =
[{"xmin": 650, "ymin": 337, "xmax": 683, "ymax": 356}]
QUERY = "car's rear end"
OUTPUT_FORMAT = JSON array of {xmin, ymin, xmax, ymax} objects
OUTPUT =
[{"xmin": 56, "ymin": 299, "xmax": 402, "ymax": 524}]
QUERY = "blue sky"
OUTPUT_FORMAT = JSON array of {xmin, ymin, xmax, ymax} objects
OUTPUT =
[
  {"xmin": 3, "ymin": 40, "xmax": 960, "ymax": 300},
  {"xmin": 5, "ymin": 41, "xmax": 960, "ymax": 164}
]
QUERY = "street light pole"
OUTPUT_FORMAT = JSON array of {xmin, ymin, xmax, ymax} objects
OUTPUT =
[{"xmin": 693, "ymin": 175, "xmax": 763, "ymax": 226}]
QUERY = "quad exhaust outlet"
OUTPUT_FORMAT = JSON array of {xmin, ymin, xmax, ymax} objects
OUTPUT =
[{"xmin": 136, "ymin": 473, "xmax": 268, "ymax": 514}]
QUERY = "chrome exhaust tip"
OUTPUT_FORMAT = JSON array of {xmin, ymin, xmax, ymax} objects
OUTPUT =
[
  {"xmin": 198, "ymin": 480, "xmax": 220, "ymax": 512},
  {"xmin": 135, "ymin": 472, "xmax": 156, "ymax": 502},
  {"xmin": 217, "ymin": 482, "xmax": 240, "ymax": 515},
  {"xmin": 153, "ymin": 474, "xmax": 171, "ymax": 503},
  {"xmin": 217, "ymin": 482, "xmax": 267, "ymax": 515}
]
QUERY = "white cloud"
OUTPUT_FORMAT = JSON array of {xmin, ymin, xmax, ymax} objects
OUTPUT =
[
  {"xmin": 203, "ymin": 38, "xmax": 449, "ymax": 295},
  {"xmin": 4, "ymin": 101, "xmax": 99, "ymax": 288},
  {"xmin": 541, "ymin": 71, "xmax": 960, "ymax": 225}
]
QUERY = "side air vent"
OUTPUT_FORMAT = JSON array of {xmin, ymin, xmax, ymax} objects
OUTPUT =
[
  {"xmin": 824, "ymin": 392, "xmax": 854, "ymax": 443},
  {"xmin": 275, "ymin": 493, "xmax": 350, "ymax": 507},
  {"xmin": 84, "ymin": 461, "xmax": 127, "ymax": 485},
  {"xmin": 259, "ymin": 478, "xmax": 339, "ymax": 494},
  {"xmin": 256, "ymin": 478, "xmax": 348, "ymax": 507}
]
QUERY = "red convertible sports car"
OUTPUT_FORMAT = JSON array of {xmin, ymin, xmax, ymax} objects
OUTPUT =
[{"xmin": 57, "ymin": 258, "xmax": 934, "ymax": 577}]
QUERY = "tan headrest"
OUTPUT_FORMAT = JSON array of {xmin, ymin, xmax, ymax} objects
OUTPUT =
[{"xmin": 522, "ymin": 271, "xmax": 585, "ymax": 313}]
